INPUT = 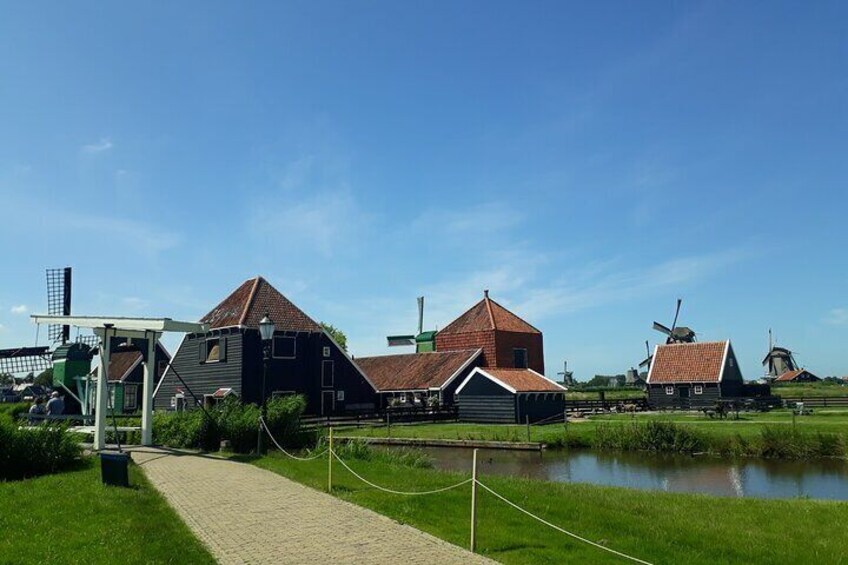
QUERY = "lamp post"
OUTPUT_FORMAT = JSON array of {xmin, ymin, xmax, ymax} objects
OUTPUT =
[{"xmin": 257, "ymin": 314, "xmax": 275, "ymax": 455}]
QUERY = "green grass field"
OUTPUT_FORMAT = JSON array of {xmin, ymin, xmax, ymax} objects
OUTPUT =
[
  {"xmin": 772, "ymin": 382, "xmax": 848, "ymax": 398},
  {"xmin": 0, "ymin": 458, "xmax": 214, "ymax": 565},
  {"xmin": 339, "ymin": 409, "xmax": 848, "ymax": 457},
  {"xmin": 250, "ymin": 449, "xmax": 848, "ymax": 564}
]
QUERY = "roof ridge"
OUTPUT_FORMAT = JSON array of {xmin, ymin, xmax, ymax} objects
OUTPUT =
[
  {"xmin": 239, "ymin": 276, "xmax": 262, "ymax": 326},
  {"xmin": 483, "ymin": 290, "xmax": 496, "ymax": 330}
]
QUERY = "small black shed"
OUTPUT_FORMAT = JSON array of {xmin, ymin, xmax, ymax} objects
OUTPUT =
[{"xmin": 455, "ymin": 367, "xmax": 566, "ymax": 423}]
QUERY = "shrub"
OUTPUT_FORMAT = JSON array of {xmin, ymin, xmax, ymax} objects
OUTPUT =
[
  {"xmin": 0, "ymin": 419, "xmax": 82, "ymax": 480},
  {"xmin": 152, "ymin": 395, "xmax": 310, "ymax": 454},
  {"xmin": 215, "ymin": 398, "xmax": 259, "ymax": 454}
]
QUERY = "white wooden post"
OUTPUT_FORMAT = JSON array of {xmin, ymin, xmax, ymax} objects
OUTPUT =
[
  {"xmin": 141, "ymin": 331, "xmax": 158, "ymax": 446},
  {"xmin": 328, "ymin": 427, "xmax": 334, "ymax": 493},
  {"xmin": 470, "ymin": 448, "xmax": 479, "ymax": 552},
  {"xmin": 93, "ymin": 327, "xmax": 111, "ymax": 450}
]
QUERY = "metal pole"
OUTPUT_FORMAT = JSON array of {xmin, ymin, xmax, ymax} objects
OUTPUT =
[
  {"xmin": 257, "ymin": 343, "xmax": 269, "ymax": 455},
  {"xmin": 470, "ymin": 448, "xmax": 479, "ymax": 552},
  {"xmin": 328, "ymin": 427, "xmax": 334, "ymax": 493}
]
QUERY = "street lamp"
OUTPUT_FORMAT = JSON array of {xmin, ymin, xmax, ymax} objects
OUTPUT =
[{"xmin": 257, "ymin": 314, "xmax": 275, "ymax": 455}]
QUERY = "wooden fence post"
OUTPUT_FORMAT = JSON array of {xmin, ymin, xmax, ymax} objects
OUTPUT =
[
  {"xmin": 525, "ymin": 415, "xmax": 531, "ymax": 442},
  {"xmin": 470, "ymin": 448, "xmax": 478, "ymax": 552},
  {"xmin": 328, "ymin": 427, "xmax": 333, "ymax": 493},
  {"xmin": 387, "ymin": 411, "xmax": 391, "ymax": 437}
]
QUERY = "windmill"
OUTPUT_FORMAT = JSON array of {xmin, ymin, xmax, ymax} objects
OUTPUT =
[
  {"xmin": 639, "ymin": 299, "xmax": 696, "ymax": 370},
  {"xmin": 386, "ymin": 297, "xmax": 437, "ymax": 353},
  {"xmin": 762, "ymin": 329, "xmax": 798, "ymax": 379},
  {"xmin": 0, "ymin": 268, "xmax": 97, "ymax": 412}
]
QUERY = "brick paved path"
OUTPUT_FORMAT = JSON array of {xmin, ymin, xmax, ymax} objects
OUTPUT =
[{"xmin": 131, "ymin": 447, "xmax": 495, "ymax": 565}]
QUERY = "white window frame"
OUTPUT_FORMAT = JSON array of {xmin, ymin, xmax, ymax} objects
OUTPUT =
[
  {"xmin": 205, "ymin": 337, "xmax": 221, "ymax": 363},
  {"xmin": 323, "ymin": 346, "xmax": 331, "ymax": 358},
  {"xmin": 272, "ymin": 335, "xmax": 297, "ymax": 359},
  {"xmin": 694, "ymin": 385, "xmax": 703, "ymax": 395},
  {"xmin": 399, "ymin": 393, "xmax": 407, "ymax": 404},
  {"xmin": 124, "ymin": 385, "xmax": 137, "ymax": 410},
  {"xmin": 665, "ymin": 386, "xmax": 674, "ymax": 395},
  {"xmin": 336, "ymin": 390, "xmax": 345, "ymax": 402}
]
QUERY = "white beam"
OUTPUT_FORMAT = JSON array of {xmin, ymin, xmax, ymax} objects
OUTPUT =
[
  {"xmin": 30, "ymin": 315, "xmax": 206, "ymax": 334},
  {"xmin": 93, "ymin": 327, "xmax": 112, "ymax": 450},
  {"xmin": 141, "ymin": 332, "xmax": 159, "ymax": 446}
]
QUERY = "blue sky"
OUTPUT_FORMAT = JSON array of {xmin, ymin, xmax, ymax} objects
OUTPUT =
[{"xmin": 1, "ymin": 1, "xmax": 846, "ymax": 380}]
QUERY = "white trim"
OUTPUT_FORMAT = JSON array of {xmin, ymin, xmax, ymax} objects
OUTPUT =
[
  {"xmin": 455, "ymin": 366, "xmax": 568, "ymax": 396},
  {"xmin": 718, "ymin": 341, "xmax": 730, "ymax": 382},
  {"xmin": 645, "ymin": 344, "xmax": 660, "ymax": 384},
  {"xmin": 439, "ymin": 349, "xmax": 483, "ymax": 391},
  {"xmin": 272, "ymin": 335, "xmax": 297, "ymax": 359},
  {"xmin": 526, "ymin": 368, "xmax": 569, "ymax": 391},
  {"xmin": 694, "ymin": 384, "xmax": 703, "ymax": 395},
  {"xmin": 322, "ymin": 328, "xmax": 378, "ymax": 392},
  {"xmin": 110, "ymin": 354, "xmax": 142, "ymax": 383},
  {"xmin": 456, "ymin": 367, "xmax": 517, "ymax": 395},
  {"xmin": 665, "ymin": 385, "xmax": 674, "ymax": 395},
  {"xmin": 153, "ymin": 335, "xmax": 184, "ymax": 400}
]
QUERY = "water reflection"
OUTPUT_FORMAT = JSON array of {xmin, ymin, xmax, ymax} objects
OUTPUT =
[{"xmin": 410, "ymin": 447, "xmax": 848, "ymax": 500}]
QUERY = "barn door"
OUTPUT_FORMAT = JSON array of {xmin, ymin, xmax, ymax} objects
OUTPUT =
[{"xmin": 321, "ymin": 390, "xmax": 335, "ymax": 416}]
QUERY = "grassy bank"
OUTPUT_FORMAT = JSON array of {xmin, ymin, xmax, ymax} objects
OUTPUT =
[
  {"xmin": 340, "ymin": 409, "xmax": 848, "ymax": 458},
  {"xmin": 249, "ymin": 448, "xmax": 848, "ymax": 564},
  {"xmin": 0, "ymin": 458, "xmax": 214, "ymax": 564}
]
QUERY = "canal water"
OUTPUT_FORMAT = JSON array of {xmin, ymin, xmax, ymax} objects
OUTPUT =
[{"xmin": 407, "ymin": 446, "xmax": 848, "ymax": 500}]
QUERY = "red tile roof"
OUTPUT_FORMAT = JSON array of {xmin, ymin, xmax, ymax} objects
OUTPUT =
[
  {"xmin": 355, "ymin": 349, "xmax": 480, "ymax": 391},
  {"xmin": 477, "ymin": 368, "xmax": 565, "ymax": 392},
  {"xmin": 775, "ymin": 369, "xmax": 818, "ymax": 382},
  {"xmin": 201, "ymin": 276, "xmax": 322, "ymax": 333},
  {"xmin": 647, "ymin": 341, "xmax": 728, "ymax": 384},
  {"xmin": 439, "ymin": 291, "xmax": 540, "ymax": 335}
]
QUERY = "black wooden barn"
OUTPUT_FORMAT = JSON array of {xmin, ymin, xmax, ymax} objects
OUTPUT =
[
  {"xmin": 455, "ymin": 367, "xmax": 566, "ymax": 423},
  {"xmin": 153, "ymin": 276, "xmax": 377, "ymax": 415},
  {"xmin": 646, "ymin": 340, "xmax": 765, "ymax": 409}
]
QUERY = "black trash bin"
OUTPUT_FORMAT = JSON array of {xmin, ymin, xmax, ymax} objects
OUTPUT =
[{"xmin": 100, "ymin": 451, "xmax": 130, "ymax": 487}]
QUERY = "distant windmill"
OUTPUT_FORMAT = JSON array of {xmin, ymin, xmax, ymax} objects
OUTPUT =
[
  {"xmin": 653, "ymin": 298, "xmax": 696, "ymax": 344},
  {"xmin": 762, "ymin": 329, "xmax": 798, "ymax": 378},
  {"xmin": 639, "ymin": 299, "xmax": 696, "ymax": 370},
  {"xmin": 386, "ymin": 297, "xmax": 436, "ymax": 352}
]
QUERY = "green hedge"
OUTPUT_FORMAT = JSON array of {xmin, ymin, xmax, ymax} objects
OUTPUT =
[
  {"xmin": 0, "ymin": 419, "xmax": 82, "ymax": 480},
  {"xmin": 154, "ymin": 396, "xmax": 311, "ymax": 454}
]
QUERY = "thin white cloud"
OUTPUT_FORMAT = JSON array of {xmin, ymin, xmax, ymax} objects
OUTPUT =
[
  {"xmin": 826, "ymin": 308, "xmax": 848, "ymax": 326},
  {"xmin": 10, "ymin": 305, "xmax": 27, "ymax": 314},
  {"xmin": 513, "ymin": 248, "xmax": 747, "ymax": 322},
  {"xmin": 81, "ymin": 138, "xmax": 113, "ymax": 154}
]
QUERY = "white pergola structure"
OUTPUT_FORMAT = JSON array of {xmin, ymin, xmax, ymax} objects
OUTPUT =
[{"xmin": 31, "ymin": 315, "xmax": 206, "ymax": 450}]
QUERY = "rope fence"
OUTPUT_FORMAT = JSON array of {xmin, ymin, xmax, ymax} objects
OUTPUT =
[
  {"xmin": 259, "ymin": 422, "xmax": 652, "ymax": 564},
  {"xmin": 259, "ymin": 417, "xmax": 328, "ymax": 461}
]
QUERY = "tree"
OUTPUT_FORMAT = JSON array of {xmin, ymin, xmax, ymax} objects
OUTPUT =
[
  {"xmin": 0, "ymin": 373, "xmax": 14, "ymax": 385},
  {"xmin": 34, "ymin": 368, "xmax": 54, "ymax": 388},
  {"xmin": 321, "ymin": 322, "xmax": 348, "ymax": 353}
]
